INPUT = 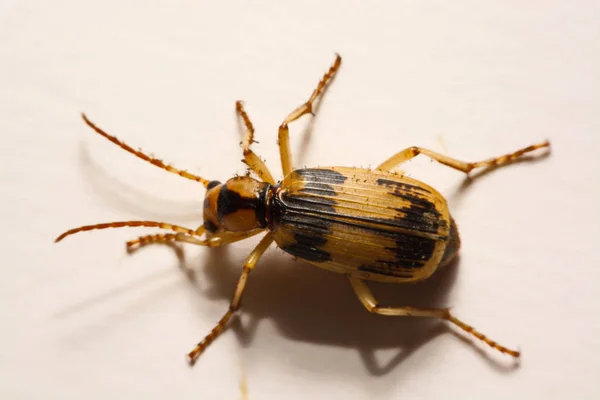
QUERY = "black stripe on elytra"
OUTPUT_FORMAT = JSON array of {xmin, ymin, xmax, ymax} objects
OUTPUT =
[
  {"xmin": 293, "ymin": 169, "xmax": 347, "ymax": 212},
  {"xmin": 393, "ymin": 205, "xmax": 444, "ymax": 233},
  {"xmin": 271, "ymin": 168, "xmax": 441, "ymax": 269},
  {"xmin": 271, "ymin": 191, "xmax": 333, "ymax": 262},
  {"xmin": 376, "ymin": 178, "xmax": 430, "ymax": 194},
  {"xmin": 280, "ymin": 232, "xmax": 332, "ymax": 262},
  {"xmin": 375, "ymin": 259, "xmax": 426, "ymax": 268},
  {"xmin": 386, "ymin": 233, "xmax": 437, "ymax": 262},
  {"xmin": 282, "ymin": 190, "xmax": 337, "ymax": 213},
  {"xmin": 277, "ymin": 195, "xmax": 444, "ymax": 236},
  {"xmin": 377, "ymin": 178, "xmax": 444, "ymax": 233},
  {"xmin": 397, "ymin": 192, "xmax": 440, "ymax": 213},
  {"xmin": 377, "ymin": 178, "xmax": 441, "ymax": 215},
  {"xmin": 330, "ymin": 216, "xmax": 436, "ymax": 266},
  {"xmin": 296, "ymin": 168, "xmax": 348, "ymax": 185},
  {"xmin": 275, "ymin": 200, "xmax": 437, "ymax": 268},
  {"xmin": 358, "ymin": 264, "xmax": 415, "ymax": 278},
  {"xmin": 277, "ymin": 173, "xmax": 445, "ymax": 236}
]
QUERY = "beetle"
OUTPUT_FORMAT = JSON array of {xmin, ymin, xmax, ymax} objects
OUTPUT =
[{"xmin": 56, "ymin": 54, "xmax": 550, "ymax": 365}]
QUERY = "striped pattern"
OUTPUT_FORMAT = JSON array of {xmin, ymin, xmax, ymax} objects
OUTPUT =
[{"xmin": 270, "ymin": 167, "xmax": 456, "ymax": 283}]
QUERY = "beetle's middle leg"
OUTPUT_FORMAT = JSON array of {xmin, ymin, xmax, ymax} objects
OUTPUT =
[
  {"xmin": 349, "ymin": 277, "xmax": 520, "ymax": 358},
  {"xmin": 187, "ymin": 233, "xmax": 274, "ymax": 365},
  {"xmin": 236, "ymin": 101, "xmax": 275, "ymax": 184},
  {"xmin": 126, "ymin": 228, "xmax": 265, "ymax": 252},
  {"xmin": 377, "ymin": 141, "xmax": 550, "ymax": 175},
  {"xmin": 278, "ymin": 54, "xmax": 342, "ymax": 176}
]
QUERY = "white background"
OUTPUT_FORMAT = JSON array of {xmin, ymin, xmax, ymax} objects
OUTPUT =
[{"xmin": 1, "ymin": 1, "xmax": 599, "ymax": 399}]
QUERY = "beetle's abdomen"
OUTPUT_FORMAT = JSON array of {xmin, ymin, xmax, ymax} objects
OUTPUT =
[{"xmin": 268, "ymin": 167, "xmax": 454, "ymax": 283}]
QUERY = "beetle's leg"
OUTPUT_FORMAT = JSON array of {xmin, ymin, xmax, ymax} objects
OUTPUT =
[
  {"xmin": 187, "ymin": 233, "xmax": 274, "ymax": 365},
  {"xmin": 377, "ymin": 141, "xmax": 550, "ymax": 175},
  {"xmin": 126, "ymin": 233, "xmax": 180, "ymax": 253},
  {"xmin": 126, "ymin": 229, "xmax": 264, "ymax": 252},
  {"xmin": 236, "ymin": 101, "xmax": 275, "ymax": 184},
  {"xmin": 278, "ymin": 54, "xmax": 342, "ymax": 176},
  {"xmin": 349, "ymin": 277, "xmax": 520, "ymax": 358},
  {"xmin": 81, "ymin": 114, "xmax": 211, "ymax": 187},
  {"xmin": 169, "ymin": 229, "xmax": 265, "ymax": 249}
]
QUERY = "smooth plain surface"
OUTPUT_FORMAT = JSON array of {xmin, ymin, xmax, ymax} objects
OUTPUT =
[{"xmin": 1, "ymin": 2, "xmax": 599, "ymax": 399}]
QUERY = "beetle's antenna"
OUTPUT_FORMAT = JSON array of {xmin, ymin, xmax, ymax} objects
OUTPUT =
[
  {"xmin": 81, "ymin": 113, "xmax": 211, "ymax": 187},
  {"xmin": 55, "ymin": 221, "xmax": 203, "ymax": 242}
]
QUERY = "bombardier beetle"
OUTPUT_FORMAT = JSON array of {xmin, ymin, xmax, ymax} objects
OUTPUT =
[{"xmin": 56, "ymin": 54, "xmax": 550, "ymax": 365}]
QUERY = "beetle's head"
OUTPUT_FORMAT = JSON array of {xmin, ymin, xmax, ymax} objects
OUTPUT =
[{"xmin": 203, "ymin": 176, "xmax": 270, "ymax": 234}]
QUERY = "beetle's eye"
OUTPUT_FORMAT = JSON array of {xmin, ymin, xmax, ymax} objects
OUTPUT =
[{"xmin": 207, "ymin": 180, "xmax": 221, "ymax": 190}]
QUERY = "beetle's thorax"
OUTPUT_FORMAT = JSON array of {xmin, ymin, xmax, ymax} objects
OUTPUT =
[{"xmin": 203, "ymin": 177, "xmax": 270, "ymax": 233}]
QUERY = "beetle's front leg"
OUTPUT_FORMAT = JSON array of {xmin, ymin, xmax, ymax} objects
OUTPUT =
[
  {"xmin": 349, "ymin": 277, "xmax": 520, "ymax": 358},
  {"xmin": 278, "ymin": 54, "xmax": 341, "ymax": 176},
  {"xmin": 236, "ymin": 101, "xmax": 275, "ymax": 184},
  {"xmin": 187, "ymin": 233, "xmax": 274, "ymax": 365}
]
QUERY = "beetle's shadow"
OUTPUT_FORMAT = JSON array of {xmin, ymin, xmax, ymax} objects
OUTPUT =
[
  {"xmin": 78, "ymin": 143, "xmax": 203, "ymax": 223},
  {"xmin": 193, "ymin": 243, "xmax": 516, "ymax": 376}
]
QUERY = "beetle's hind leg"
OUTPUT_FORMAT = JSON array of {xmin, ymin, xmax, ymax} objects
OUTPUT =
[
  {"xmin": 377, "ymin": 141, "xmax": 550, "ymax": 175},
  {"xmin": 278, "ymin": 54, "xmax": 342, "ymax": 176},
  {"xmin": 236, "ymin": 101, "xmax": 275, "ymax": 184},
  {"xmin": 187, "ymin": 233, "xmax": 274, "ymax": 365},
  {"xmin": 349, "ymin": 278, "xmax": 520, "ymax": 358}
]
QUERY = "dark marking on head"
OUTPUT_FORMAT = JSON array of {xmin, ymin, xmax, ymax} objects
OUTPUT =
[
  {"xmin": 206, "ymin": 180, "xmax": 221, "ymax": 190},
  {"xmin": 217, "ymin": 186, "xmax": 257, "ymax": 220},
  {"xmin": 209, "ymin": 179, "xmax": 271, "ymax": 231}
]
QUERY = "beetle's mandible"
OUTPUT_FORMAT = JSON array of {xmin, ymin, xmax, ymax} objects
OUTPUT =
[{"xmin": 56, "ymin": 54, "xmax": 550, "ymax": 365}]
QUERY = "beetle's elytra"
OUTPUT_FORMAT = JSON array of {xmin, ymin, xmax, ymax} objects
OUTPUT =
[
  {"xmin": 270, "ymin": 167, "xmax": 460, "ymax": 282},
  {"xmin": 56, "ymin": 54, "xmax": 550, "ymax": 365}
]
